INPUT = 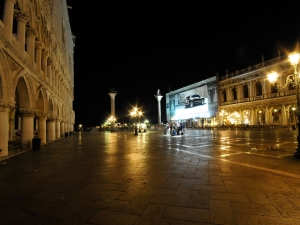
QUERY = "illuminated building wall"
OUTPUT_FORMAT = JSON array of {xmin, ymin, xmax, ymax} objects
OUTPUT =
[
  {"xmin": 218, "ymin": 54, "xmax": 296, "ymax": 126},
  {"xmin": 0, "ymin": 0, "xmax": 75, "ymax": 156}
]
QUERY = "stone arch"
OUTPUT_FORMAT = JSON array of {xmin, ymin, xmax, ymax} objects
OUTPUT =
[
  {"xmin": 232, "ymin": 86, "xmax": 237, "ymax": 100},
  {"xmin": 241, "ymin": 109, "xmax": 251, "ymax": 124},
  {"xmin": 222, "ymin": 89, "xmax": 227, "ymax": 102},
  {"xmin": 243, "ymin": 84, "xmax": 249, "ymax": 98},
  {"xmin": 256, "ymin": 108, "xmax": 265, "ymax": 125},
  {"xmin": 287, "ymin": 105, "xmax": 297, "ymax": 126},
  {"xmin": 270, "ymin": 106, "xmax": 282, "ymax": 125},
  {"xmin": 13, "ymin": 70, "xmax": 35, "ymax": 108},
  {"xmin": 36, "ymin": 86, "xmax": 47, "ymax": 115},
  {"xmin": 15, "ymin": 77, "xmax": 30, "ymax": 109},
  {"xmin": 255, "ymin": 81, "xmax": 263, "ymax": 96},
  {"xmin": 48, "ymin": 97, "xmax": 55, "ymax": 117}
]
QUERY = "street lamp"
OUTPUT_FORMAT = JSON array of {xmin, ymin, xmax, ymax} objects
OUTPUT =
[
  {"xmin": 79, "ymin": 124, "xmax": 82, "ymax": 133},
  {"xmin": 267, "ymin": 51, "xmax": 300, "ymax": 158},
  {"xmin": 130, "ymin": 107, "xmax": 142, "ymax": 135},
  {"xmin": 108, "ymin": 116, "xmax": 116, "ymax": 132}
]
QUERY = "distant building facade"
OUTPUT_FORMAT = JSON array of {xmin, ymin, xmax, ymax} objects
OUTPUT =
[
  {"xmin": 0, "ymin": 0, "xmax": 75, "ymax": 156},
  {"xmin": 166, "ymin": 77, "xmax": 218, "ymax": 127},
  {"xmin": 218, "ymin": 54, "xmax": 296, "ymax": 127}
]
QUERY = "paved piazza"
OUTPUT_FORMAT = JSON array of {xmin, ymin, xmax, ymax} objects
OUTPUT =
[{"xmin": 2, "ymin": 128, "xmax": 300, "ymax": 224}]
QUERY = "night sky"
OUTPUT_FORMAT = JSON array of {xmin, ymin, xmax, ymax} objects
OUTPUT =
[{"xmin": 66, "ymin": 1, "xmax": 300, "ymax": 127}]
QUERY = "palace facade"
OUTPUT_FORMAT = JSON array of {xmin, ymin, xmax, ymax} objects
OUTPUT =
[
  {"xmin": 0, "ymin": 0, "xmax": 75, "ymax": 156},
  {"xmin": 219, "ymin": 53, "xmax": 297, "ymax": 127}
]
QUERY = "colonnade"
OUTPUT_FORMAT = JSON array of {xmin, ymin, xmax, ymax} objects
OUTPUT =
[
  {"xmin": 219, "ymin": 103, "xmax": 296, "ymax": 127},
  {"xmin": 0, "ymin": 0, "xmax": 75, "ymax": 157}
]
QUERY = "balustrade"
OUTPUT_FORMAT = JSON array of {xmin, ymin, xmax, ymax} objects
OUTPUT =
[
  {"xmin": 285, "ymin": 90, "xmax": 296, "ymax": 96},
  {"xmin": 269, "ymin": 93, "xmax": 279, "ymax": 98},
  {"xmin": 254, "ymin": 95, "xmax": 263, "ymax": 100}
]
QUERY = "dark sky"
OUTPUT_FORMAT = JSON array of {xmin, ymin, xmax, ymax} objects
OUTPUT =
[{"xmin": 66, "ymin": 1, "xmax": 300, "ymax": 127}]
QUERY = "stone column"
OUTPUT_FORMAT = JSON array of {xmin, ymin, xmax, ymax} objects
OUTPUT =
[
  {"xmin": 41, "ymin": 50, "xmax": 48, "ymax": 78},
  {"xmin": 64, "ymin": 121, "xmax": 68, "ymax": 133},
  {"xmin": 60, "ymin": 120, "xmax": 64, "ymax": 137},
  {"xmin": 108, "ymin": 90, "xmax": 117, "ymax": 131},
  {"xmin": 250, "ymin": 109, "xmax": 255, "ymax": 125},
  {"xmin": 282, "ymin": 105, "xmax": 287, "ymax": 126},
  {"xmin": 46, "ymin": 118, "xmax": 56, "ymax": 141},
  {"xmin": 26, "ymin": 28, "xmax": 36, "ymax": 63},
  {"xmin": 35, "ymin": 41, "xmax": 43, "ymax": 73},
  {"xmin": 19, "ymin": 109, "xmax": 36, "ymax": 149},
  {"xmin": 56, "ymin": 119, "xmax": 61, "ymax": 139},
  {"xmin": 37, "ymin": 116, "xmax": 47, "ymax": 144},
  {"xmin": 16, "ymin": 13, "xmax": 28, "ymax": 52},
  {"xmin": 3, "ymin": 0, "xmax": 15, "ymax": 41},
  {"xmin": 265, "ymin": 107, "xmax": 270, "ymax": 125},
  {"xmin": 0, "ymin": 103, "xmax": 13, "ymax": 156},
  {"xmin": 154, "ymin": 90, "xmax": 163, "ymax": 126}
]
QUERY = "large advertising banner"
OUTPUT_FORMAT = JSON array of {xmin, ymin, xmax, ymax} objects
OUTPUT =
[{"xmin": 168, "ymin": 85, "xmax": 210, "ymax": 120}]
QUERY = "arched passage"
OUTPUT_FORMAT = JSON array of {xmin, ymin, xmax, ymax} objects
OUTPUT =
[{"xmin": 15, "ymin": 76, "xmax": 35, "ymax": 149}]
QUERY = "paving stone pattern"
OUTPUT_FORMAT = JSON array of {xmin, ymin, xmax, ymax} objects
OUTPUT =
[{"xmin": 1, "ymin": 128, "xmax": 300, "ymax": 224}]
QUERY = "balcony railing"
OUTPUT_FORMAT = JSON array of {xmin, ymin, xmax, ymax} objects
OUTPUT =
[
  {"xmin": 269, "ymin": 93, "xmax": 279, "ymax": 98},
  {"xmin": 219, "ymin": 55, "xmax": 288, "ymax": 81},
  {"xmin": 228, "ymin": 100, "xmax": 237, "ymax": 104},
  {"xmin": 285, "ymin": 90, "xmax": 296, "ymax": 96},
  {"xmin": 254, "ymin": 95, "xmax": 263, "ymax": 100},
  {"xmin": 241, "ymin": 98, "xmax": 249, "ymax": 102},
  {"xmin": 221, "ymin": 90, "xmax": 297, "ymax": 107}
]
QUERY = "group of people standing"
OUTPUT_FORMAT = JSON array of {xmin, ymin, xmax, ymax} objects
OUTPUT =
[{"xmin": 164, "ymin": 122, "xmax": 185, "ymax": 136}]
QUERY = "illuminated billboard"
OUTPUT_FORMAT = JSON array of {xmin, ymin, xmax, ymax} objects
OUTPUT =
[{"xmin": 168, "ymin": 85, "xmax": 210, "ymax": 120}]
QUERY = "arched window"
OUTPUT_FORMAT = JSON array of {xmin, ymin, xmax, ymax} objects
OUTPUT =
[
  {"xmin": 243, "ymin": 84, "xmax": 249, "ymax": 98},
  {"xmin": 232, "ymin": 87, "xmax": 237, "ymax": 100},
  {"xmin": 256, "ymin": 81, "xmax": 262, "ymax": 96},
  {"xmin": 271, "ymin": 83, "xmax": 278, "ymax": 93},
  {"xmin": 222, "ymin": 90, "xmax": 227, "ymax": 102},
  {"xmin": 288, "ymin": 80, "xmax": 295, "ymax": 90}
]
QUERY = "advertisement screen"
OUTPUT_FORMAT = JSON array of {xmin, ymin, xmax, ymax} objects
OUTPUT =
[{"xmin": 169, "ymin": 85, "xmax": 210, "ymax": 120}]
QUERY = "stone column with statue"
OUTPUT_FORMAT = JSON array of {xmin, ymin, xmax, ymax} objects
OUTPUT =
[
  {"xmin": 154, "ymin": 89, "xmax": 163, "ymax": 126},
  {"xmin": 108, "ymin": 89, "xmax": 117, "ymax": 131}
]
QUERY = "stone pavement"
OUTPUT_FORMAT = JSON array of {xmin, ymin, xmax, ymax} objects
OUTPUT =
[{"xmin": 1, "ymin": 128, "xmax": 300, "ymax": 224}]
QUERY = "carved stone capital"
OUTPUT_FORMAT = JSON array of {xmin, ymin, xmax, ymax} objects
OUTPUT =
[
  {"xmin": 48, "ymin": 117, "xmax": 56, "ymax": 122},
  {"xmin": 35, "ymin": 41, "xmax": 43, "ymax": 49},
  {"xmin": 42, "ymin": 50, "xmax": 48, "ymax": 57},
  {"xmin": 36, "ymin": 113, "xmax": 48, "ymax": 119},
  {"xmin": 16, "ymin": 12, "xmax": 29, "ymax": 23},
  {"xmin": 0, "ymin": 101, "xmax": 15, "ymax": 112},
  {"xmin": 18, "ymin": 108, "xmax": 37, "ymax": 117},
  {"xmin": 26, "ymin": 28, "xmax": 37, "ymax": 37},
  {"xmin": 47, "ymin": 58, "xmax": 52, "ymax": 66}
]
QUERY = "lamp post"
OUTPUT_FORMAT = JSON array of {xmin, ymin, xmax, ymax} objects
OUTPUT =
[
  {"xmin": 130, "ymin": 107, "xmax": 142, "ymax": 135},
  {"xmin": 267, "ymin": 51, "xmax": 300, "ymax": 158}
]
